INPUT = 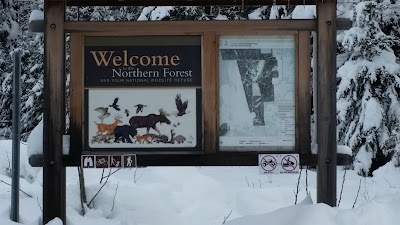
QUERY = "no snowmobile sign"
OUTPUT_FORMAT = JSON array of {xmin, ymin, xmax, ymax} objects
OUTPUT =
[{"xmin": 259, "ymin": 154, "xmax": 299, "ymax": 174}]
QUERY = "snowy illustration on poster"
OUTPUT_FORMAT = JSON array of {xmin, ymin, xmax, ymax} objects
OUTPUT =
[{"xmin": 219, "ymin": 35, "xmax": 295, "ymax": 151}]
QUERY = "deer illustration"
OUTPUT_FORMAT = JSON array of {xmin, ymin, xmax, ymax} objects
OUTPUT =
[{"xmin": 95, "ymin": 116, "xmax": 123, "ymax": 135}]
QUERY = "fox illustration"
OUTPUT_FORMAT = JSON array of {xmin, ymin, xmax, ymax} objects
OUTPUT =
[{"xmin": 134, "ymin": 134, "xmax": 152, "ymax": 144}]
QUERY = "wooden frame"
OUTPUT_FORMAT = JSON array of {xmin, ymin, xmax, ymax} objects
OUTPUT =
[
  {"xmin": 28, "ymin": 19, "xmax": 351, "ymax": 169},
  {"xmin": 65, "ymin": 21, "xmax": 314, "ymax": 165},
  {"xmin": 38, "ymin": 3, "xmax": 343, "ymax": 223}
]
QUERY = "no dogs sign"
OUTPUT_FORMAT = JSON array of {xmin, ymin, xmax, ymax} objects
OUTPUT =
[{"xmin": 259, "ymin": 154, "xmax": 299, "ymax": 174}]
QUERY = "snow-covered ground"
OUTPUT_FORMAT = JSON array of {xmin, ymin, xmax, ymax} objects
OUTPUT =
[{"xmin": 1, "ymin": 140, "xmax": 400, "ymax": 225}]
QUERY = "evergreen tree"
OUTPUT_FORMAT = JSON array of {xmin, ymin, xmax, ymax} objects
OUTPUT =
[
  {"xmin": 378, "ymin": 0, "xmax": 400, "ymax": 61},
  {"xmin": 18, "ymin": 33, "xmax": 44, "ymax": 140},
  {"xmin": 0, "ymin": 1, "xmax": 45, "ymax": 140},
  {"xmin": 0, "ymin": 0, "xmax": 18, "ymax": 50},
  {"xmin": 0, "ymin": 0, "xmax": 18, "ymax": 139},
  {"xmin": 168, "ymin": 6, "xmax": 208, "ymax": 20},
  {"xmin": 337, "ymin": 0, "xmax": 400, "ymax": 176}
]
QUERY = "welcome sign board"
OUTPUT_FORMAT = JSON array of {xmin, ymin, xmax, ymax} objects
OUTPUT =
[{"xmin": 83, "ymin": 36, "xmax": 202, "ymax": 153}]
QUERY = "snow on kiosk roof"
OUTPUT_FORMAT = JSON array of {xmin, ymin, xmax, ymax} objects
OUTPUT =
[{"xmin": 64, "ymin": 0, "xmax": 317, "ymax": 6}]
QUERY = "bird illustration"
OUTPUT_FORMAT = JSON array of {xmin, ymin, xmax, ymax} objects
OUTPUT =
[
  {"xmin": 175, "ymin": 94, "xmax": 188, "ymax": 116},
  {"xmin": 94, "ymin": 107, "xmax": 110, "ymax": 122},
  {"xmin": 109, "ymin": 97, "xmax": 120, "ymax": 111},
  {"xmin": 134, "ymin": 104, "xmax": 147, "ymax": 114},
  {"xmin": 124, "ymin": 109, "xmax": 130, "ymax": 117}
]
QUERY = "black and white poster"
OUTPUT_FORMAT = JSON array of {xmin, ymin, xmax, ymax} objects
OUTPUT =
[{"xmin": 219, "ymin": 36, "xmax": 295, "ymax": 151}]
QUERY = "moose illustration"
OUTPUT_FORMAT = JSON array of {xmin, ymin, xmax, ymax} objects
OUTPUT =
[{"xmin": 129, "ymin": 108, "xmax": 171, "ymax": 135}]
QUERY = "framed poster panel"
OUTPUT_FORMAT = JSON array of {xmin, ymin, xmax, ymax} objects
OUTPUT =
[
  {"xmin": 83, "ymin": 36, "xmax": 202, "ymax": 153},
  {"xmin": 218, "ymin": 35, "xmax": 296, "ymax": 151}
]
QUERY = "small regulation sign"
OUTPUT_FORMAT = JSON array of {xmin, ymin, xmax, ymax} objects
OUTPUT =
[
  {"xmin": 259, "ymin": 154, "xmax": 299, "ymax": 174},
  {"xmin": 82, "ymin": 155, "xmax": 95, "ymax": 168},
  {"xmin": 95, "ymin": 155, "xmax": 110, "ymax": 168},
  {"xmin": 110, "ymin": 155, "xmax": 123, "ymax": 168},
  {"xmin": 81, "ymin": 154, "xmax": 137, "ymax": 169},
  {"xmin": 123, "ymin": 154, "xmax": 137, "ymax": 168},
  {"xmin": 259, "ymin": 155, "xmax": 277, "ymax": 172}
]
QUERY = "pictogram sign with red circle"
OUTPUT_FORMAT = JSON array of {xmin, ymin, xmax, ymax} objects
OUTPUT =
[
  {"xmin": 259, "ymin": 154, "xmax": 300, "ymax": 174},
  {"xmin": 260, "ymin": 155, "xmax": 277, "ymax": 172},
  {"xmin": 281, "ymin": 155, "xmax": 298, "ymax": 172}
]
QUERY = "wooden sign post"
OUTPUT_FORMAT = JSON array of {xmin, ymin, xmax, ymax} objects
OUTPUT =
[
  {"xmin": 43, "ymin": 0, "xmax": 66, "ymax": 223},
  {"xmin": 316, "ymin": 0, "xmax": 337, "ymax": 206},
  {"xmin": 39, "ymin": 0, "xmax": 348, "ymax": 223}
]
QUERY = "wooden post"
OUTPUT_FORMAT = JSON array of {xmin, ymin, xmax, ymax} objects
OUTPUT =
[
  {"xmin": 297, "ymin": 31, "xmax": 311, "ymax": 154},
  {"xmin": 316, "ymin": 0, "xmax": 337, "ymax": 206},
  {"xmin": 43, "ymin": 0, "xmax": 66, "ymax": 223}
]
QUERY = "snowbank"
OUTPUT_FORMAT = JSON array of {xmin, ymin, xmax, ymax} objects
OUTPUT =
[
  {"xmin": 0, "ymin": 140, "xmax": 40, "ymax": 182},
  {"xmin": 29, "ymin": 10, "xmax": 44, "ymax": 22}
]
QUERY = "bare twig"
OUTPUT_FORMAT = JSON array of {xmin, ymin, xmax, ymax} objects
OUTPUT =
[
  {"xmin": 0, "ymin": 179, "xmax": 33, "ymax": 198},
  {"xmin": 133, "ymin": 168, "xmax": 143, "ymax": 184},
  {"xmin": 352, "ymin": 179, "xmax": 362, "ymax": 209},
  {"xmin": 337, "ymin": 169, "xmax": 347, "ymax": 207},
  {"xmin": 78, "ymin": 167, "xmax": 87, "ymax": 215},
  {"xmin": 88, "ymin": 169, "xmax": 112, "ymax": 207},
  {"xmin": 101, "ymin": 168, "xmax": 121, "ymax": 180},
  {"xmin": 107, "ymin": 182, "xmax": 120, "ymax": 219},
  {"xmin": 6, "ymin": 151, "xmax": 11, "ymax": 177},
  {"xmin": 245, "ymin": 176, "xmax": 250, "ymax": 187},
  {"xmin": 222, "ymin": 210, "xmax": 232, "ymax": 224},
  {"xmin": 267, "ymin": 174, "xmax": 272, "ymax": 183},
  {"xmin": 294, "ymin": 168, "xmax": 303, "ymax": 204},
  {"xmin": 36, "ymin": 197, "xmax": 43, "ymax": 212},
  {"xmin": 305, "ymin": 167, "xmax": 309, "ymax": 194},
  {"xmin": 100, "ymin": 169, "xmax": 105, "ymax": 184},
  {"xmin": 382, "ymin": 176, "xmax": 398, "ymax": 188},
  {"xmin": 6, "ymin": 151, "xmax": 11, "ymax": 170}
]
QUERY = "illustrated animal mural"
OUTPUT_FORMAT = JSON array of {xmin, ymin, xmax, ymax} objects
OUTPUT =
[
  {"xmin": 91, "ymin": 134, "xmax": 115, "ymax": 144},
  {"xmin": 90, "ymin": 91, "xmax": 196, "ymax": 147},
  {"xmin": 129, "ymin": 108, "xmax": 171, "ymax": 135},
  {"xmin": 109, "ymin": 97, "xmax": 121, "ymax": 111},
  {"xmin": 152, "ymin": 134, "xmax": 169, "ymax": 143},
  {"xmin": 114, "ymin": 125, "xmax": 137, "ymax": 143},
  {"xmin": 175, "ymin": 94, "xmax": 189, "ymax": 116},
  {"xmin": 170, "ymin": 129, "xmax": 186, "ymax": 144},
  {"xmin": 173, "ymin": 135, "xmax": 186, "ymax": 144},
  {"xmin": 134, "ymin": 104, "xmax": 147, "ymax": 113},
  {"xmin": 94, "ymin": 107, "xmax": 110, "ymax": 122},
  {"xmin": 134, "ymin": 134, "xmax": 152, "ymax": 144},
  {"xmin": 95, "ymin": 116, "xmax": 123, "ymax": 135}
]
